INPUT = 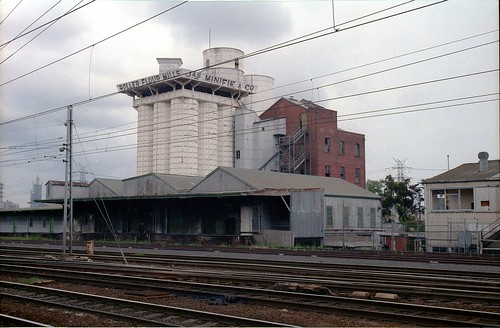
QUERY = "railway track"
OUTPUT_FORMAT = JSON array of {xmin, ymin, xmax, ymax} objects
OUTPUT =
[
  {"xmin": 3, "ymin": 240, "xmax": 500, "ymax": 265},
  {"xmin": 1, "ymin": 257, "xmax": 500, "ymax": 326},
  {"xmin": 0, "ymin": 280, "xmax": 289, "ymax": 327},
  {"xmin": 1, "ymin": 244, "xmax": 499, "ymax": 280},
  {"xmin": 2, "ymin": 257, "xmax": 499, "ymax": 305}
]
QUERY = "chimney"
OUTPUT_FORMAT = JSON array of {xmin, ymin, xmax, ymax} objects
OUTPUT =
[{"xmin": 478, "ymin": 151, "xmax": 489, "ymax": 172}]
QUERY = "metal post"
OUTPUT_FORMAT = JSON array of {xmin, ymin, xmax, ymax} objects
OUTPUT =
[{"xmin": 62, "ymin": 105, "xmax": 73, "ymax": 256}]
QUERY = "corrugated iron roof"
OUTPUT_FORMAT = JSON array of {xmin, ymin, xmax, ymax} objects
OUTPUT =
[
  {"xmin": 154, "ymin": 173, "xmax": 204, "ymax": 191},
  {"xmin": 123, "ymin": 173, "xmax": 203, "ymax": 192},
  {"xmin": 91, "ymin": 178, "xmax": 124, "ymax": 195},
  {"xmin": 423, "ymin": 160, "xmax": 500, "ymax": 184},
  {"xmin": 205, "ymin": 166, "xmax": 379, "ymax": 199}
]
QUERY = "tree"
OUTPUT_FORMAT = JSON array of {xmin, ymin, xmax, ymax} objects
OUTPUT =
[
  {"xmin": 368, "ymin": 175, "xmax": 425, "ymax": 231},
  {"xmin": 366, "ymin": 179, "xmax": 383, "ymax": 195}
]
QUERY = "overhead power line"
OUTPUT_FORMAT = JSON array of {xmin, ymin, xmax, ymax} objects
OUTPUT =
[
  {"xmin": 2, "ymin": 28, "xmax": 495, "ymax": 127},
  {"xmin": 0, "ymin": 0, "xmax": 96, "ymax": 47},
  {"xmin": 1, "ymin": 91, "xmax": 497, "ymax": 168},
  {"xmin": 0, "ymin": 0, "xmax": 23, "ymax": 26},
  {"xmin": 1, "ymin": 0, "xmax": 76, "ymax": 65},
  {"xmin": 0, "ymin": 1, "xmax": 188, "ymax": 87}
]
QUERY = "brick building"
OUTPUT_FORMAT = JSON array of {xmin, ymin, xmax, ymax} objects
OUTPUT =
[{"xmin": 259, "ymin": 97, "xmax": 366, "ymax": 188}]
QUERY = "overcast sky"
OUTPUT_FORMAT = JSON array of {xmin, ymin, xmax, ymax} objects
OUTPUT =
[{"xmin": 1, "ymin": 0, "xmax": 498, "ymax": 206}]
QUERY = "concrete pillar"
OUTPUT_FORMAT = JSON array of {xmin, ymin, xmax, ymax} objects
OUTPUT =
[
  {"xmin": 153, "ymin": 101, "xmax": 170, "ymax": 173},
  {"xmin": 169, "ymin": 98, "xmax": 199, "ymax": 175},
  {"xmin": 137, "ymin": 104, "xmax": 153, "ymax": 175},
  {"xmin": 218, "ymin": 104, "xmax": 234, "ymax": 167},
  {"xmin": 199, "ymin": 101, "xmax": 218, "ymax": 176}
]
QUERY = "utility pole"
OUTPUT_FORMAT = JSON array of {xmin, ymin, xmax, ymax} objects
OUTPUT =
[{"xmin": 62, "ymin": 105, "xmax": 73, "ymax": 256}]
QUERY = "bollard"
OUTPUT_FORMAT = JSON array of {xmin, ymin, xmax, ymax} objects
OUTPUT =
[{"xmin": 86, "ymin": 240, "xmax": 94, "ymax": 255}]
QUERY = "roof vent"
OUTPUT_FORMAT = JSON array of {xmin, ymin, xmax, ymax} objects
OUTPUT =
[{"xmin": 478, "ymin": 151, "xmax": 489, "ymax": 172}]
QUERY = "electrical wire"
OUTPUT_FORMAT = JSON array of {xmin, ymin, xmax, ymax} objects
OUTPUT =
[
  {"xmin": 0, "ymin": 0, "xmax": 61, "ymax": 51},
  {"xmin": 0, "ymin": 0, "xmax": 96, "ymax": 47},
  {"xmin": 1, "ymin": 0, "xmax": 83, "ymax": 65},
  {"xmin": 0, "ymin": 0, "xmax": 23, "ymax": 26},
  {"xmin": 1, "ymin": 91, "xmax": 497, "ymax": 167},
  {"xmin": 1, "ymin": 32, "xmax": 496, "ymax": 128},
  {"xmin": 0, "ymin": 1, "xmax": 188, "ymax": 87}
]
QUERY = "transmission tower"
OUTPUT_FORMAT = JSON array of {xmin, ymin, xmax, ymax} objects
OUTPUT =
[{"xmin": 392, "ymin": 158, "xmax": 411, "ymax": 182}]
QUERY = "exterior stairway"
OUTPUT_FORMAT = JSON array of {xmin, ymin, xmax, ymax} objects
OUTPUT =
[{"xmin": 278, "ymin": 126, "xmax": 307, "ymax": 173}]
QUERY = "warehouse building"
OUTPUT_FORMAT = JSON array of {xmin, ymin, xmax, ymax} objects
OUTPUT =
[{"xmin": 1, "ymin": 167, "xmax": 382, "ymax": 248}]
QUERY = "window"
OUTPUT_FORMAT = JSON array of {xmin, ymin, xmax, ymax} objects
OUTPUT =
[
  {"xmin": 431, "ymin": 188, "xmax": 474, "ymax": 210},
  {"xmin": 235, "ymin": 58, "xmax": 239, "ymax": 70},
  {"xmin": 355, "ymin": 168, "xmax": 361, "ymax": 184},
  {"xmin": 370, "ymin": 208, "xmax": 376, "ymax": 228},
  {"xmin": 235, "ymin": 150, "xmax": 241, "ymax": 159},
  {"xmin": 325, "ymin": 138, "xmax": 331, "ymax": 152},
  {"xmin": 326, "ymin": 205, "xmax": 334, "ymax": 228},
  {"xmin": 343, "ymin": 206, "xmax": 349, "ymax": 227},
  {"xmin": 355, "ymin": 143, "xmax": 361, "ymax": 157},
  {"xmin": 339, "ymin": 141, "xmax": 345, "ymax": 155},
  {"xmin": 339, "ymin": 166, "xmax": 345, "ymax": 180},
  {"xmin": 357, "ymin": 207, "xmax": 364, "ymax": 227},
  {"xmin": 205, "ymin": 59, "xmax": 209, "ymax": 67},
  {"xmin": 42, "ymin": 219, "xmax": 47, "ymax": 228},
  {"xmin": 325, "ymin": 165, "xmax": 331, "ymax": 177}
]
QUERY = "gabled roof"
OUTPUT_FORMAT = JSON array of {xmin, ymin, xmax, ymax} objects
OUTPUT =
[
  {"xmin": 423, "ymin": 160, "xmax": 500, "ymax": 184},
  {"xmin": 191, "ymin": 166, "xmax": 379, "ymax": 199},
  {"xmin": 90, "ymin": 178, "xmax": 124, "ymax": 196},
  {"xmin": 123, "ymin": 173, "xmax": 203, "ymax": 193},
  {"xmin": 153, "ymin": 173, "xmax": 204, "ymax": 192}
]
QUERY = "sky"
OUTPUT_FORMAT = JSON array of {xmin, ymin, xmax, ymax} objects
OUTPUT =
[{"xmin": 0, "ymin": 0, "xmax": 498, "ymax": 207}]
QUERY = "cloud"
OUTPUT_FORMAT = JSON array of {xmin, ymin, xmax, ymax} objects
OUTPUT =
[{"xmin": 0, "ymin": 0, "xmax": 498, "ymax": 207}]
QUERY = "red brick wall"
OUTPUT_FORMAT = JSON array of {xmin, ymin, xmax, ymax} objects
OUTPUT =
[{"xmin": 260, "ymin": 98, "xmax": 366, "ymax": 188}]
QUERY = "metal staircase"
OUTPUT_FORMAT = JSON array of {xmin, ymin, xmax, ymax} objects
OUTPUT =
[
  {"xmin": 278, "ymin": 126, "xmax": 307, "ymax": 173},
  {"xmin": 480, "ymin": 218, "xmax": 500, "ymax": 254}
]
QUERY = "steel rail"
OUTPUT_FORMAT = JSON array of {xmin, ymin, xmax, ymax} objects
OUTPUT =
[
  {"xmin": 3, "ymin": 240, "xmax": 500, "ymax": 265},
  {"xmin": 1, "ymin": 244, "xmax": 498, "ymax": 280},
  {"xmin": 2, "ymin": 260, "xmax": 499, "ymax": 304},
  {"xmin": 1, "ymin": 263, "xmax": 500, "ymax": 327},
  {"xmin": 0, "ymin": 313, "xmax": 51, "ymax": 327},
  {"xmin": 0, "ymin": 281, "xmax": 290, "ymax": 327}
]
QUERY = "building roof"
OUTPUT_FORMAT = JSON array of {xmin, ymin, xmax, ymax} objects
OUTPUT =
[
  {"xmin": 90, "ymin": 178, "xmax": 124, "ymax": 196},
  {"xmin": 123, "ymin": 173, "xmax": 203, "ymax": 192},
  {"xmin": 45, "ymin": 180, "xmax": 89, "ymax": 187},
  {"xmin": 423, "ymin": 160, "xmax": 500, "ymax": 184},
  {"xmin": 153, "ymin": 173, "xmax": 204, "ymax": 192},
  {"xmin": 196, "ymin": 166, "xmax": 379, "ymax": 199}
]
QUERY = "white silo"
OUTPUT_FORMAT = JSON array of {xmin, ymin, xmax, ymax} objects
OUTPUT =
[
  {"xmin": 203, "ymin": 47, "xmax": 245, "ymax": 81},
  {"xmin": 244, "ymin": 74, "xmax": 275, "ymax": 115},
  {"xmin": 169, "ymin": 98, "xmax": 199, "ymax": 176},
  {"xmin": 137, "ymin": 104, "xmax": 153, "ymax": 175},
  {"xmin": 153, "ymin": 101, "xmax": 170, "ymax": 173},
  {"xmin": 198, "ymin": 101, "xmax": 218, "ymax": 176},
  {"xmin": 218, "ymin": 104, "xmax": 235, "ymax": 167}
]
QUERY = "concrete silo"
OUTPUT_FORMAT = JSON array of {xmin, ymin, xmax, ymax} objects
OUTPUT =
[{"xmin": 118, "ymin": 47, "xmax": 260, "ymax": 177}]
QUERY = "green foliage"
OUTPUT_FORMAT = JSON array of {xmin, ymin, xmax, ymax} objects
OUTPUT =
[
  {"xmin": 373, "ymin": 175, "xmax": 425, "ymax": 229},
  {"xmin": 366, "ymin": 179, "xmax": 384, "ymax": 195}
]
